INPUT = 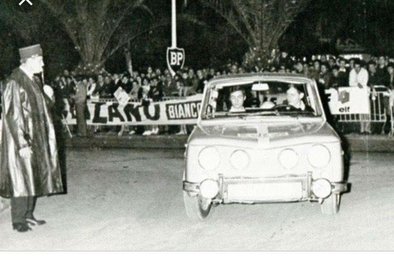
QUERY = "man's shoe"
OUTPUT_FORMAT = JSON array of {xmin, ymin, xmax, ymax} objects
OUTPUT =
[
  {"xmin": 26, "ymin": 217, "xmax": 46, "ymax": 226},
  {"xmin": 13, "ymin": 223, "xmax": 32, "ymax": 232}
]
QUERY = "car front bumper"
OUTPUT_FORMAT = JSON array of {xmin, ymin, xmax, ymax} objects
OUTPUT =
[{"xmin": 183, "ymin": 173, "xmax": 348, "ymax": 204}]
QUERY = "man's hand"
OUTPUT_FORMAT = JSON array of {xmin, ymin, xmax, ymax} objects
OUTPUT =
[
  {"xmin": 43, "ymin": 84, "xmax": 54, "ymax": 100},
  {"xmin": 19, "ymin": 146, "xmax": 32, "ymax": 158}
]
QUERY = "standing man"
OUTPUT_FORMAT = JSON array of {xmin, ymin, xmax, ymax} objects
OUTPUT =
[
  {"xmin": 376, "ymin": 56, "xmax": 390, "ymax": 86},
  {"xmin": 349, "ymin": 59, "xmax": 370, "ymax": 134},
  {"xmin": 72, "ymin": 76, "xmax": 88, "ymax": 137},
  {"xmin": 337, "ymin": 58, "xmax": 349, "ymax": 87},
  {"xmin": 0, "ymin": 44, "xmax": 64, "ymax": 232}
]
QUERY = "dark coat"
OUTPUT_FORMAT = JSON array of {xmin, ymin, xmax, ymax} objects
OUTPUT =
[
  {"xmin": 337, "ymin": 69, "xmax": 349, "ymax": 87},
  {"xmin": 375, "ymin": 67, "xmax": 390, "ymax": 86},
  {"xmin": 148, "ymin": 83, "xmax": 164, "ymax": 101},
  {"xmin": 0, "ymin": 68, "xmax": 63, "ymax": 198}
]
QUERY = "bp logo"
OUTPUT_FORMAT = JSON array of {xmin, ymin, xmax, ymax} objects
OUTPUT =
[{"xmin": 167, "ymin": 47, "xmax": 185, "ymax": 76}]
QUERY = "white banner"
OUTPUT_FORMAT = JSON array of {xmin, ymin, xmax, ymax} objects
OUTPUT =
[
  {"xmin": 325, "ymin": 87, "xmax": 371, "ymax": 115},
  {"xmin": 63, "ymin": 94, "xmax": 202, "ymax": 125}
]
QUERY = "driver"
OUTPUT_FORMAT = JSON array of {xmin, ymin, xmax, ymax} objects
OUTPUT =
[
  {"xmin": 229, "ymin": 88, "xmax": 246, "ymax": 112},
  {"xmin": 285, "ymin": 85, "xmax": 314, "ymax": 112}
]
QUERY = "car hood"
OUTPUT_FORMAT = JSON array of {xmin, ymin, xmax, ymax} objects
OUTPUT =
[{"xmin": 189, "ymin": 118, "xmax": 339, "ymax": 148}]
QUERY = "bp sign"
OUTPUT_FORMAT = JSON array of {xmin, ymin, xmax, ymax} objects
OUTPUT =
[{"xmin": 167, "ymin": 47, "xmax": 185, "ymax": 76}]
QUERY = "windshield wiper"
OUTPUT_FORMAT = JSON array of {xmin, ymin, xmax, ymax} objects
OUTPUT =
[
  {"xmin": 219, "ymin": 110, "xmax": 280, "ymax": 118},
  {"xmin": 221, "ymin": 112, "xmax": 248, "ymax": 119},
  {"xmin": 276, "ymin": 110, "xmax": 315, "ymax": 117},
  {"xmin": 246, "ymin": 111, "xmax": 280, "ymax": 116}
]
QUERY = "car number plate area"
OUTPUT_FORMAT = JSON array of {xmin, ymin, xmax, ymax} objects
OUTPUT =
[{"xmin": 226, "ymin": 182, "xmax": 303, "ymax": 201}]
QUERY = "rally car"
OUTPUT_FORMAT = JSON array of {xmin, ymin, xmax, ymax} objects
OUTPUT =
[{"xmin": 183, "ymin": 73, "xmax": 348, "ymax": 220}]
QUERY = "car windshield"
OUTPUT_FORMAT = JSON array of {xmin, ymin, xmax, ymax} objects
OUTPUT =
[{"xmin": 202, "ymin": 79, "xmax": 322, "ymax": 119}]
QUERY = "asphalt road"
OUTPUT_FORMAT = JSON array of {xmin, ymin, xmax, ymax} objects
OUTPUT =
[{"xmin": 0, "ymin": 149, "xmax": 393, "ymax": 251}]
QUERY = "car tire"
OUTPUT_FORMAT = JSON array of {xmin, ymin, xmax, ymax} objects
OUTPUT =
[
  {"xmin": 183, "ymin": 191, "xmax": 213, "ymax": 221},
  {"xmin": 321, "ymin": 193, "xmax": 341, "ymax": 215}
]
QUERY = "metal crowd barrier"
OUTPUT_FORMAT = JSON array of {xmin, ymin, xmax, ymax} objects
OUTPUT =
[{"xmin": 336, "ymin": 87, "xmax": 393, "ymax": 134}]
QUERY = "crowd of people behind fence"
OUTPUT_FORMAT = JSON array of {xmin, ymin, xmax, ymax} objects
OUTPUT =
[{"xmin": 52, "ymin": 52, "xmax": 394, "ymax": 136}]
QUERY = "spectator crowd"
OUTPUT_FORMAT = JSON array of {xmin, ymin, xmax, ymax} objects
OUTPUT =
[{"xmin": 51, "ymin": 52, "xmax": 394, "ymax": 137}]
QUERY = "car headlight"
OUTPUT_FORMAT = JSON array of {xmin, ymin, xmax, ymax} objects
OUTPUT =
[
  {"xmin": 312, "ymin": 178, "xmax": 332, "ymax": 198},
  {"xmin": 308, "ymin": 144, "xmax": 331, "ymax": 168},
  {"xmin": 230, "ymin": 150, "xmax": 250, "ymax": 170},
  {"xmin": 199, "ymin": 179, "xmax": 219, "ymax": 199},
  {"xmin": 278, "ymin": 148, "xmax": 299, "ymax": 169},
  {"xmin": 198, "ymin": 146, "xmax": 220, "ymax": 170}
]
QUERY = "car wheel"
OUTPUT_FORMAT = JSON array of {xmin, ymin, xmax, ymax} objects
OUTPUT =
[
  {"xmin": 321, "ymin": 193, "xmax": 341, "ymax": 215},
  {"xmin": 183, "ymin": 191, "xmax": 213, "ymax": 221}
]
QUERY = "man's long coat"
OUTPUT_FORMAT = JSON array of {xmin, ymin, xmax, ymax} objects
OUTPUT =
[{"xmin": 0, "ymin": 68, "xmax": 63, "ymax": 197}]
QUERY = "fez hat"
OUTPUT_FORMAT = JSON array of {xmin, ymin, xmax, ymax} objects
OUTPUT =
[{"xmin": 19, "ymin": 44, "xmax": 43, "ymax": 60}]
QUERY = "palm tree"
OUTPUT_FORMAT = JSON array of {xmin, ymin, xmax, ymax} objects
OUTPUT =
[
  {"xmin": 203, "ymin": 0, "xmax": 311, "ymax": 69},
  {"xmin": 39, "ymin": 0, "xmax": 159, "ymax": 74}
]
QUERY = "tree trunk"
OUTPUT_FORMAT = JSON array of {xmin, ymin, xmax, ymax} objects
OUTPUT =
[
  {"xmin": 243, "ymin": 39, "xmax": 278, "ymax": 71},
  {"xmin": 125, "ymin": 41, "xmax": 133, "ymax": 75}
]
